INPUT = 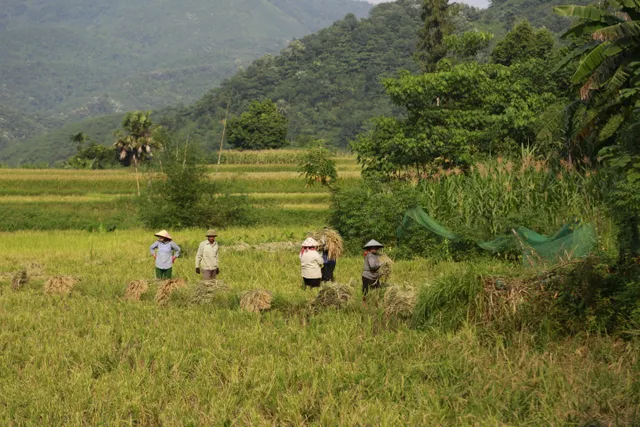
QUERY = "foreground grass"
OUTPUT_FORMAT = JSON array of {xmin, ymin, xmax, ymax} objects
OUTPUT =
[{"xmin": 0, "ymin": 228, "xmax": 638, "ymax": 425}]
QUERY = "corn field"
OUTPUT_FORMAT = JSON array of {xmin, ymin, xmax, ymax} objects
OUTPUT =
[{"xmin": 416, "ymin": 155, "xmax": 609, "ymax": 238}]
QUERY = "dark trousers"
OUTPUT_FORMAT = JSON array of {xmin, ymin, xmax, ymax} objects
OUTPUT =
[
  {"xmin": 156, "ymin": 267, "xmax": 172, "ymax": 279},
  {"xmin": 303, "ymin": 277, "xmax": 322, "ymax": 288},
  {"xmin": 362, "ymin": 276, "xmax": 380, "ymax": 296},
  {"xmin": 322, "ymin": 262, "xmax": 336, "ymax": 282}
]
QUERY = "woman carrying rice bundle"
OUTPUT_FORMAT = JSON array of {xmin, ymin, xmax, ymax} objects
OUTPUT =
[
  {"xmin": 300, "ymin": 237, "xmax": 324, "ymax": 290},
  {"xmin": 316, "ymin": 227, "xmax": 343, "ymax": 282},
  {"xmin": 362, "ymin": 239, "xmax": 384, "ymax": 300}
]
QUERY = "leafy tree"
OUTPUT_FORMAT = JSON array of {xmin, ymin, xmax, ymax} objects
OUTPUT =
[
  {"xmin": 353, "ymin": 53, "xmax": 563, "ymax": 178},
  {"xmin": 298, "ymin": 142, "xmax": 338, "ymax": 188},
  {"xmin": 415, "ymin": 0, "xmax": 458, "ymax": 71},
  {"xmin": 226, "ymin": 100, "xmax": 288, "ymax": 150},
  {"xmin": 114, "ymin": 111, "xmax": 162, "ymax": 195},
  {"xmin": 66, "ymin": 132, "xmax": 117, "ymax": 170},
  {"xmin": 444, "ymin": 31, "xmax": 494, "ymax": 61},
  {"xmin": 490, "ymin": 21, "xmax": 555, "ymax": 66}
]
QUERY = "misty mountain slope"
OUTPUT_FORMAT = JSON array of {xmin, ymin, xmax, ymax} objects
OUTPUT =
[{"xmin": 0, "ymin": 0, "xmax": 371, "ymax": 122}]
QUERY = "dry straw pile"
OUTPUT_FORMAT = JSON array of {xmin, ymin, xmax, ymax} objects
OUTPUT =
[
  {"xmin": 240, "ymin": 289, "xmax": 272, "ymax": 313},
  {"xmin": 479, "ymin": 276, "xmax": 532, "ymax": 325},
  {"xmin": 11, "ymin": 270, "xmax": 29, "ymax": 291},
  {"xmin": 383, "ymin": 285, "xmax": 417, "ymax": 319},
  {"xmin": 155, "ymin": 278, "xmax": 187, "ymax": 306},
  {"xmin": 192, "ymin": 280, "xmax": 231, "ymax": 305},
  {"xmin": 44, "ymin": 276, "xmax": 78, "ymax": 296},
  {"xmin": 378, "ymin": 254, "xmax": 394, "ymax": 281},
  {"xmin": 312, "ymin": 282, "xmax": 353, "ymax": 310},
  {"xmin": 313, "ymin": 227, "xmax": 344, "ymax": 260},
  {"xmin": 124, "ymin": 280, "xmax": 149, "ymax": 301}
]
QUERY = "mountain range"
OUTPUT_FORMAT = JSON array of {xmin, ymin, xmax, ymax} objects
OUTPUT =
[{"xmin": 0, "ymin": 0, "xmax": 588, "ymax": 164}]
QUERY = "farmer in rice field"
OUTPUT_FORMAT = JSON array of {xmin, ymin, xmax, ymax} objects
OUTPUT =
[
  {"xmin": 300, "ymin": 237, "xmax": 324, "ymax": 289},
  {"xmin": 362, "ymin": 239, "xmax": 384, "ymax": 299},
  {"xmin": 316, "ymin": 227, "xmax": 342, "ymax": 282},
  {"xmin": 196, "ymin": 229, "xmax": 220, "ymax": 280},
  {"xmin": 149, "ymin": 230, "xmax": 181, "ymax": 279}
]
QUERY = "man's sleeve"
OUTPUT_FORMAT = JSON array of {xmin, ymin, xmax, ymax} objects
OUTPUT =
[
  {"xmin": 317, "ymin": 252, "xmax": 324, "ymax": 267},
  {"xmin": 368, "ymin": 254, "xmax": 380, "ymax": 271},
  {"xmin": 195, "ymin": 242, "xmax": 203, "ymax": 268},
  {"xmin": 149, "ymin": 241, "xmax": 158, "ymax": 256},
  {"xmin": 172, "ymin": 242, "xmax": 181, "ymax": 258}
]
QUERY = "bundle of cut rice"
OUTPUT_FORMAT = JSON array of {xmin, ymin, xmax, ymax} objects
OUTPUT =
[
  {"xmin": 44, "ymin": 276, "xmax": 78, "ymax": 296},
  {"xmin": 240, "ymin": 289, "xmax": 272, "ymax": 313},
  {"xmin": 312, "ymin": 227, "xmax": 344, "ymax": 261},
  {"xmin": 155, "ymin": 278, "xmax": 187, "ymax": 306},
  {"xmin": 192, "ymin": 280, "xmax": 231, "ymax": 305},
  {"xmin": 378, "ymin": 254, "xmax": 394, "ymax": 281},
  {"xmin": 383, "ymin": 285, "xmax": 417, "ymax": 318},
  {"xmin": 11, "ymin": 270, "xmax": 29, "ymax": 291},
  {"xmin": 312, "ymin": 282, "xmax": 353, "ymax": 310},
  {"xmin": 124, "ymin": 280, "xmax": 149, "ymax": 301}
]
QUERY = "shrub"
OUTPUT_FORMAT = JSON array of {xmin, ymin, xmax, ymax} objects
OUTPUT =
[
  {"xmin": 137, "ymin": 138, "xmax": 253, "ymax": 229},
  {"xmin": 298, "ymin": 143, "xmax": 337, "ymax": 188}
]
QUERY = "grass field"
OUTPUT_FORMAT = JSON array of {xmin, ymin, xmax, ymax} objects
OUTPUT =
[{"xmin": 0, "ymin": 156, "xmax": 638, "ymax": 425}]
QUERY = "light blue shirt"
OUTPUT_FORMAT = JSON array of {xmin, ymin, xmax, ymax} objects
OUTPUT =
[{"xmin": 150, "ymin": 240, "xmax": 181, "ymax": 269}]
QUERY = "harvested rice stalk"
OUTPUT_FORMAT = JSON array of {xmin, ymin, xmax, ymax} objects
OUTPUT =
[
  {"xmin": 124, "ymin": 280, "xmax": 149, "ymax": 301},
  {"xmin": 480, "ymin": 276, "xmax": 530, "ymax": 324},
  {"xmin": 192, "ymin": 280, "xmax": 231, "ymax": 305},
  {"xmin": 11, "ymin": 270, "xmax": 29, "ymax": 291},
  {"xmin": 155, "ymin": 278, "xmax": 187, "ymax": 306},
  {"xmin": 378, "ymin": 254, "xmax": 394, "ymax": 281},
  {"xmin": 312, "ymin": 227, "xmax": 344, "ymax": 260},
  {"xmin": 240, "ymin": 289, "xmax": 272, "ymax": 313},
  {"xmin": 44, "ymin": 276, "xmax": 78, "ymax": 296},
  {"xmin": 383, "ymin": 285, "xmax": 417, "ymax": 319},
  {"xmin": 312, "ymin": 282, "xmax": 353, "ymax": 310}
]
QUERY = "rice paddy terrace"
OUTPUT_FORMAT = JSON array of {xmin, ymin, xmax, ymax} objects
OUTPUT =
[{"xmin": 0, "ymin": 153, "xmax": 638, "ymax": 425}]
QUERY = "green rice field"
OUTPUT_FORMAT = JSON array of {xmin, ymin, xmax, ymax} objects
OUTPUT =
[{"xmin": 0, "ymin": 155, "xmax": 638, "ymax": 425}]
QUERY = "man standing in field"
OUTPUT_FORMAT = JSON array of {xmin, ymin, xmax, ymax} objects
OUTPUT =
[
  {"xmin": 196, "ymin": 229, "xmax": 219, "ymax": 280},
  {"xmin": 149, "ymin": 230, "xmax": 181, "ymax": 279}
]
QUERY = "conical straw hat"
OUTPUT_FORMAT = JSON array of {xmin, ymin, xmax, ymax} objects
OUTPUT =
[
  {"xmin": 301, "ymin": 237, "xmax": 319, "ymax": 247},
  {"xmin": 363, "ymin": 239, "xmax": 384, "ymax": 249},
  {"xmin": 154, "ymin": 230, "xmax": 172, "ymax": 240}
]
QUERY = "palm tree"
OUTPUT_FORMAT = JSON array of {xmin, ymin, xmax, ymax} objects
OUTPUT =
[{"xmin": 114, "ymin": 111, "xmax": 161, "ymax": 196}]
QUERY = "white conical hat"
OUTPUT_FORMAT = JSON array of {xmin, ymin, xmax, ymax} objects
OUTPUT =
[
  {"xmin": 363, "ymin": 239, "xmax": 384, "ymax": 249},
  {"xmin": 301, "ymin": 237, "xmax": 319, "ymax": 247},
  {"xmin": 154, "ymin": 230, "xmax": 172, "ymax": 240}
]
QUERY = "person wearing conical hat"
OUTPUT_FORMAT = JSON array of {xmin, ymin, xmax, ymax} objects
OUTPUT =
[
  {"xmin": 362, "ymin": 239, "xmax": 384, "ymax": 299},
  {"xmin": 150, "ymin": 230, "xmax": 181, "ymax": 279},
  {"xmin": 300, "ymin": 237, "xmax": 324, "ymax": 289},
  {"xmin": 196, "ymin": 229, "xmax": 220, "ymax": 280}
]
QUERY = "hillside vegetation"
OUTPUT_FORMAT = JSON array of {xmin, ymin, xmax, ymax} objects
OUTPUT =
[
  {"xmin": 0, "ymin": 0, "xmax": 370, "ymax": 150},
  {"xmin": 0, "ymin": 0, "xmax": 594, "ymax": 164}
]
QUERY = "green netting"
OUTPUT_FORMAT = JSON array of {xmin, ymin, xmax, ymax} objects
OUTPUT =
[{"xmin": 396, "ymin": 207, "xmax": 597, "ymax": 266}]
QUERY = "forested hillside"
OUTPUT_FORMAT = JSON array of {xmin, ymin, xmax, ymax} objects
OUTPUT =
[
  {"xmin": 0, "ymin": 0, "xmax": 370, "ymax": 154},
  {"xmin": 159, "ymin": 0, "xmax": 587, "ymax": 153},
  {"xmin": 0, "ymin": 0, "xmax": 590, "ymax": 164},
  {"xmin": 161, "ymin": 0, "xmax": 424, "ymax": 152}
]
